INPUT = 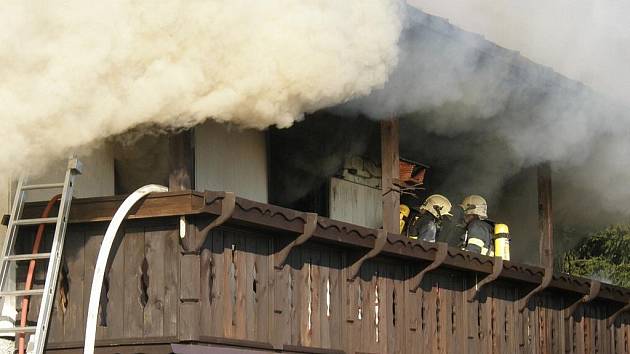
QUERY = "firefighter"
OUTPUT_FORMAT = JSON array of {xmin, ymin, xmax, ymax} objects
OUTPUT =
[
  {"xmin": 406, "ymin": 194, "xmax": 453, "ymax": 242},
  {"xmin": 460, "ymin": 195, "xmax": 494, "ymax": 255}
]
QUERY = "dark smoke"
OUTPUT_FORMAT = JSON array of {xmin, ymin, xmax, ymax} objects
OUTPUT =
[{"xmin": 340, "ymin": 8, "xmax": 630, "ymax": 226}]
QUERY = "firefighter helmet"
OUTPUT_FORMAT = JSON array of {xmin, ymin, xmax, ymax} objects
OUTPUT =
[
  {"xmin": 461, "ymin": 195, "xmax": 488, "ymax": 220},
  {"xmin": 419, "ymin": 194, "xmax": 453, "ymax": 219}
]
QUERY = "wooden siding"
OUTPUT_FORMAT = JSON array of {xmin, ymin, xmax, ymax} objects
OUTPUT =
[
  {"xmin": 11, "ymin": 217, "xmax": 627, "ymax": 353},
  {"xmin": 329, "ymin": 177, "xmax": 382, "ymax": 229},
  {"xmin": 20, "ymin": 144, "xmax": 115, "ymax": 202},
  {"xmin": 194, "ymin": 121, "xmax": 268, "ymax": 203}
]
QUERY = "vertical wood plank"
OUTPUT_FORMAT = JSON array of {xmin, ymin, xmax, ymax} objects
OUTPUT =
[
  {"xmin": 554, "ymin": 296, "xmax": 565, "ymax": 354},
  {"xmin": 564, "ymin": 310, "xmax": 574, "ymax": 354},
  {"xmin": 517, "ymin": 286, "xmax": 528, "ymax": 354},
  {"xmin": 575, "ymin": 307, "xmax": 585, "ymax": 354},
  {"xmin": 310, "ymin": 248, "xmax": 321, "ymax": 348},
  {"xmin": 63, "ymin": 229, "xmax": 85, "ymax": 342},
  {"xmin": 123, "ymin": 227, "xmax": 145, "ymax": 338},
  {"xmin": 234, "ymin": 234, "xmax": 247, "ymax": 339},
  {"xmin": 505, "ymin": 286, "xmax": 517, "ymax": 354},
  {"xmin": 222, "ymin": 231, "xmax": 236, "ymax": 338},
  {"xmin": 345, "ymin": 267, "xmax": 360, "ymax": 353},
  {"xmin": 424, "ymin": 273, "xmax": 438, "ymax": 354},
  {"xmin": 163, "ymin": 228, "xmax": 179, "ymax": 337},
  {"xmin": 179, "ymin": 252, "xmax": 200, "ymax": 341},
  {"xmin": 256, "ymin": 235, "xmax": 271, "ymax": 343},
  {"xmin": 404, "ymin": 279, "xmax": 422, "ymax": 354},
  {"xmin": 585, "ymin": 306, "xmax": 593, "ymax": 354},
  {"xmin": 210, "ymin": 229, "xmax": 225, "ymax": 338},
  {"xmin": 200, "ymin": 247, "xmax": 212, "ymax": 336},
  {"xmin": 406, "ymin": 283, "xmax": 421, "ymax": 354},
  {"xmin": 466, "ymin": 276, "xmax": 479, "ymax": 354},
  {"xmin": 363, "ymin": 261, "xmax": 376, "ymax": 353},
  {"xmin": 598, "ymin": 305, "xmax": 608, "ymax": 354},
  {"xmin": 272, "ymin": 236, "xmax": 291, "ymax": 348},
  {"xmin": 289, "ymin": 247, "xmax": 299, "ymax": 346},
  {"xmin": 452, "ymin": 275, "xmax": 466, "ymax": 354},
  {"xmin": 484, "ymin": 285, "xmax": 494, "ymax": 354},
  {"xmin": 375, "ymin": 263, "xmax": 387, "ymax": 354},
  {"xmin": 319, "ymin": 249, "xmax": 331, "ymax": 349},
  {"xmin": 392, "ymin": 264, "xmax": 405, "ymax": 354},
  {"xmin": 103, "ymin": 228, "xmax": 125, "ymax": 340},
  {"xmin": 492, "ymin": 283, "xmax": 506, "ymax": 353},
  {"xmin": 297, "ymin": 248, "xmax": 310, "ymax": 346},
  {"xmin": 245, "ymin": 234, "xmax": 257, "ymax": 340},
  {"xmin": 143, "ymin": 227, "xmax": 166, "ymax": 337},
  {"xmin": 84, "ymin": 229, "xmax": 103, "ymax": 340},
  {"xmin": 437, "ymin": 273, "xmax": 451, "ymax": 354},
  {"xmin": 329, "ymin": 250, "xmax": 342, "ymax": 350}
]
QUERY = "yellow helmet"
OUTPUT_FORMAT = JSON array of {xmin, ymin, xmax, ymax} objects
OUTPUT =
[
  {"xmin": 400, "ymin": 204, "xmax": 411, "ymax": 218},
  {"xmin": 461, "ymin": 195, "xmax": 488, "ymax": 220},
  {"xmin": 419, "ymin": 194, "xmax": 453, "ymax": 219}
]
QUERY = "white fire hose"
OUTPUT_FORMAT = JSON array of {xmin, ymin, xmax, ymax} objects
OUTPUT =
[{"xmin": 84, "ymin": 184, "xmax": 168, "ymax": 354}]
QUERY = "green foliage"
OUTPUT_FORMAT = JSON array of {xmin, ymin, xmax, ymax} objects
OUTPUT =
[{"xmin": 562, "ymin": 224, "xmax": 630, "ymax": 288}]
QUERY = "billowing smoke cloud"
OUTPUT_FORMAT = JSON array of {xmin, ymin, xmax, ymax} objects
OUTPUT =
[
  {"xmin": 409, "ymin": 0, "xmax": 630, "ymax": 105},
  {"xmin": 340, "ymin": 9, "xmax": 630, "ymax": 223},
  {"xmin": 3, "ymin": 0, "xmax": 630, "ymax": 230},
  {"xmin": 0, "ymin": 0, "xmax": 404, "ymax": 180}
]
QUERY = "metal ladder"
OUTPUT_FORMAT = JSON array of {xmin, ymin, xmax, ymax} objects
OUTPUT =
[{"xmin": 0, "ymin": 157, "xmax": 82, "ymax": 354}]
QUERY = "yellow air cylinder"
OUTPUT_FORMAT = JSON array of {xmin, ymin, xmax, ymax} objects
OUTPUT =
[
  {"xmin": 400, "ymin": 204, "xmax": 411, "ymax": 233},
  {"xmin": 494, "ymin": 223, "xmax": 510, "ymax": 261}
]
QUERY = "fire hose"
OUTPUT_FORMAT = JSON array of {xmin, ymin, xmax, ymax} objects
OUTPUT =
[
  {"xmin": 18, "ymin": 194, "xmax": 61, "ymax": 354},
  {"xmin": 84, "ymin": 184, "xmax": 167, "ymax": 354}
]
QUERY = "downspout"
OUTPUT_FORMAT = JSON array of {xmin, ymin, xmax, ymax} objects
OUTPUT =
[{"xmin": 84, "ymin": 184, "xmax": 168, "ymax": 354}]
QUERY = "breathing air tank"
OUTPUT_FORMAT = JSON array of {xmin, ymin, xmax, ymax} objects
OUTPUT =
[{"xmin": 494, "ymin": 223, "xmax": 510, "ymax": 261}]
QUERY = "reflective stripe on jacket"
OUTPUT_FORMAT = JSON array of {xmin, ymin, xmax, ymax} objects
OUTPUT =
[
  {"xmin": 463, "ymin": 219, "xmax": 493, "ymax": 255},
  {"xmin": 466, "ymin": 237, "xmax": 489, "ymax": 255}
]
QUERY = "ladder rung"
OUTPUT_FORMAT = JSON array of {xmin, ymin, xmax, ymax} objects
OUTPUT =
[
  {"xmin": 0, "ymin": 289, "xmax": 44, "ymax": 297},
  {"xmin": 4, "ymin": 253, "xmax": 51, "ymax": 262},
  {"xmin": 21, "ymin": 183, "xmax": 65, "ymax": 191},
  {"xmin": 0, "ymin": 326, "xmax": 36, "ymax": 334},
  {"xmin": 13, "ymin": 217, "xmax": 58, "ymax": 226}
]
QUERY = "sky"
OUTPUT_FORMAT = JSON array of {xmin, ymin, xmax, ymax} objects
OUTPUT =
[{"xmin": 408, "ymin": 0, "xmax": 630, "ymax": 104}]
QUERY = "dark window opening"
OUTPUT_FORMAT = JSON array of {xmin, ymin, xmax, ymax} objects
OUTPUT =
[
  {"xmin": 268, "ymin": 111, "xmax": 380, "ymax": 217},
  {"xmin": 112, "ymin": 130, "xmax": 171, "ymax": 194}
]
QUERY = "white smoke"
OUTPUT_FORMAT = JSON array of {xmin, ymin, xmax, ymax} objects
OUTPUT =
[
  {"xmin": 0, "ymin": 0, "xmax": 404, "ymax": 179},
  {"xmin": 408, "ymin": 0, "xmax": 630, "ymax": 104},
  {"xmin": 3, "ymin": 0, "xmax": 630, "ymax": 227}
]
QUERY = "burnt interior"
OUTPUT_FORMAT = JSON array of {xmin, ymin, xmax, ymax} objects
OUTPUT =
[{"xmin": 267, "ymin": 111, "xmax": 380, "ymax": 216}]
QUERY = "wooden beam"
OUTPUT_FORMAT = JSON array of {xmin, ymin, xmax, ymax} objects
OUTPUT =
[
  {"xmin": 537, "ymin": 162, "xmax": 553, "ymax": 268},
  {"xmin": 169, "ymin": 130, "xmax": 194, "ymax": 191},
  {"xmin": 380, "ymin": 119, "xmax": 400, "ymax": 234}
]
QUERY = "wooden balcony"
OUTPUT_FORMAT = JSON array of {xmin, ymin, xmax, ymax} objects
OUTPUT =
[{"xmin": 10, "ymin": 191, "xmax": 630, "ymax": 353}]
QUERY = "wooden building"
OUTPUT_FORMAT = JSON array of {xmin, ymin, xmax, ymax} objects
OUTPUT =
[
  {"xmin": 2, "ymin": 114, "xmax": 629, "ymax": 354},
  {"xmin": 2, "ymin": 8, "xmax": 630, "ymax": 354}
]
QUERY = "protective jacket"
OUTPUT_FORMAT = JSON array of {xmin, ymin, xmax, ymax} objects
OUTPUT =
[
  {"xmin": 462, "ymin": 219, "xmax": 493, "ymax": 255},
  {"xmin": 408, "ymin": 213, "xmax": 438, "ymax": 242}
]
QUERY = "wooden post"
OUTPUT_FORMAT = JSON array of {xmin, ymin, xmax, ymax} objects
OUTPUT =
[
  {"xmin": 537, "ymin": 162, "xmax": 553, "ymax": 268},
  {"xmin": 170, "ymin": 130, "xmax": 198, "ymax": 341},
  {"xmin": 381, "ymin": 119, "xmax": 400, "ymax": 234},
  {"xmin": 179, "ymin": 221, "xmax": 201, "ymax": 342},
  {"xmin": 169, "ymin": 130, "xmax": 194, "ymax": 191}
]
